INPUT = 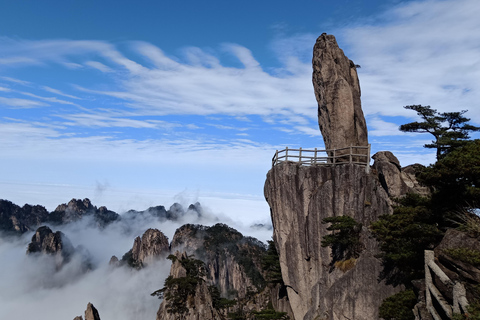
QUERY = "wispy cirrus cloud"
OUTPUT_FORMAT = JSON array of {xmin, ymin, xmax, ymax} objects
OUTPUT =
[
  {"xmin": 0, "ymin": 96, "xmax": 48, "ymax": 108},
  {"xmin": 342, "ymin": 0, "xmax": 480, "ymax": 123}
]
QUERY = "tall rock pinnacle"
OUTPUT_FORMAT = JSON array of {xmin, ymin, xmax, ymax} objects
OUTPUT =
[{"xmin": 312, "ymin": 33, "xmax": 368, "ymax": 151}]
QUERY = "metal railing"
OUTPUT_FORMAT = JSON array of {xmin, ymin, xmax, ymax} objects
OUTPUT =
[{"xmin": 271, "ymin": 145, "xmax": 371, "ymax": 168}]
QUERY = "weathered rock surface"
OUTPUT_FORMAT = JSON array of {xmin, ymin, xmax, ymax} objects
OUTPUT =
[
  {"xmin": 156, "ymin": 251, "xmax": 223, "ymax": 320},
  {"xmin": 27, "ymin": 226, "xmax": 74, "ymax": 259},
  {"xmin": 0, "ymin": 199, "xmax": 49, "ymax": 233},
  {"xmin": 372, "ymin": 151, "xmax": 429, "ymax": 198},
  {"xmin": 85, "ymin": 302, "xmax": 101, "ymax": 320},
  {"xmin": 120, "ymin": 228, "xmax": 169, "ymax": 268},
  {"xmin": 170, "ymin": 223, "xmax": 265, "ymax": 299},
  {"xmin": 265, "ymin": 162, "xmax": 401, "ymax": 320},
  {"xmin": 73, "ymin": 302, "xmax": 101, "ymax": 320},
  {"xmin": 434, "ymin": 229, "xmax": 480, "ymax": 301},
  {"xmin": 129, "ymin": 228, "xmax": 170, "ymax": 267},
  {"xmin": 27, "ymin": 225, "xmax": 93, "ymax": 271},
  {"xmin": 312, "ymin": 33, "xmax": 368, "ymax": 152},
  {"xmin": 157, "ymin": 224, "xmax": 292, "ymax": 320},
  {"xmin": 49, "ymin": 198, "xmax": 119, "ymax": 227}
]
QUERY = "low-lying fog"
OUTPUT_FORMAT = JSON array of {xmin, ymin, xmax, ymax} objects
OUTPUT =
[{"xmin": 0, "ymin": 201, "xmax": 272, "ymax": 320}]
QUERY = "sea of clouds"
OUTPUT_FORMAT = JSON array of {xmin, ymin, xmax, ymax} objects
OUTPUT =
[{"xmin": 0, "ymin": 199, "xmax": 273, "ymax": 320}]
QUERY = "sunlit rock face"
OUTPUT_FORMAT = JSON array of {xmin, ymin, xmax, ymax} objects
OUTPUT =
[
  {"xmin": 27, "ymin": 226, "xmax": 74, "ymax": 257},
  {"xmin": 265, "ymin": 162, "xmax": 400, "ymax": 320},
  {"xmin": 131, "ymin": 228, "xmax": 170, "ymax": 266},
  {"xmin": 262, "ymin": 33, "xmax": 431, "ymax": 319},
  {"xmin": 312, "ymin": 33, "xmax": 368, "ymax": 151},
  {"xmin": 26, "ymin": 225, "xmax": 78, "ymax": 271},
  {"xmin": 156, "ymin": 223, "xmax": 294, "ymax": 320}
]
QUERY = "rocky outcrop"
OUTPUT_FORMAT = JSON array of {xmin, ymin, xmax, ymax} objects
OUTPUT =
[
  {"xmin": 156, "ymin": 224, "xmax": 291, "ymax": 320},
  {"xmin": 372, "ymin": 151, "xmax": 429, "ymax": 198},
  {"xmin": 27, "ymin": 225, "xmax": 93, "ymax": 271},
  {"xmin": 121, "ymin": 228, "xmax": 169, "ymax": 268},
  {"xmin": 85, "ymin": 302, "xmax": 101, "ymax": 320},
  {"xmin": 132, "ymin": 228, "xmax": 169, "ymax": 266},
  {"xmin": 156, "ymin": 252, "xmax": 223, "ymax": 320},
  {"xmin": 265, "ymin": 162, "xmax": 402, "ymax": 320},
  {"xmin": 123, "ymin": 202, "xmax": 202, "ymax": 222},
  {"xmin": 434, "ymin": 229, "xmax": 480, "ymax": 301},
  {"xmin": 312, "ymin": 33, "xmax": 368, "ymax": 153},
  {"xmin": 26, "ymin": 225, "xmax": 75, "ymax": 268},
  {"xmin": 0, "ymin": 200, "xmax": 49, "ymax": 233},
  {"xmin": 27, "ymin": 226, "xmax": 74, "ymax": 256},
  {"xmin": 74, "ymin": 302, "xmax": 101, "ymax": 320},
  {"xmin": 170, "ymin": 223, "xmax": 265, "ymax": 299},
  {"xmin": 49, "ymin": 198, "xmax": 119, "ymax": 227}
]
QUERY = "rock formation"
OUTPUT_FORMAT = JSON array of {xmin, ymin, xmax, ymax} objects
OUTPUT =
[
  {"xmin": 312, "ymin": 33, "xmax": 368, "ymax": 152},
  {"xmin": 156, "ymin": 251, "xmax": 224, "ymax": 320},
  {"xmin": 0, "ymin": 200, "xmax": 49, "ymax": 233},
  {"xmin": 49, "ymin": 198, "xmax": 119, "ymax": 227},
  {"xmin": 265, "ymin": 162, "xmax": 400, "ymax": 320},
  {"xmin": 27, "ymin": 225, "xmax": 75, "ymax": 266},
  {"xmin": 73, "ymin": 302, "xmax": 101, "ymax": 320},
  {"xmin": 27, "ymin": 225, "xmax": 93, "ymax": 271},
  {"xmin": 262, "ymin": 33, "xmax": 432, "ymax": 320},
  {"xmin": 372, "ymin": 151, "xmax": 430, "ymax": 198},
  {"xmin": 156, "ymin": 223, "xmax": 293, "ymax": 320},
  {"xmin": 121, "ymin": 228, "xmax": 169, "ymax": 268}
]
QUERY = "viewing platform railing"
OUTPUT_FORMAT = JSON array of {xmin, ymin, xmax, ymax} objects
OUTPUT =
[
  {"xmin": 420, "ymin": 250, "xmax": 469, "ymax": 320},
  {"xmin": 272, "ymin": 145, "xmax": 371, "ymax": 169}
]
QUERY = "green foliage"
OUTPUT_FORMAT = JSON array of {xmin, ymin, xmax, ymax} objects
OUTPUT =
[
  {"xmin": 399, "ymin": 105, "xmax": 479, "ymax": 159},
  {"xmin": 208, "ymin": 285, "xmax": 237, "ymax": 309},
  {"xmin": 457, "ymin": 209, "xmax": 480, "ymax": 238},
  {"xmin": 370, "ymin": 193, "xmax": 443, "ymax": 284},
  {"xmin": 444, "ymin": 247, "xmax": 480, "ymax": 267},
  {"xmin": 200, "ymin": 223, "xmax": 266, "ymax": 290},
  {"xmin": 151, "ymin": 254, "xmax": 206, "ymax": 314},
  {"xmin": 321, "ymin": 216, "xmax": 363, "ymax": 262},
  {"xmin": 419, "ymin": 140, "xmax": 480, "ymax": 215},
  {"xmin": 379, "ymin": 289, "xmax": 417, "ymax": 320},
  {"xmin": 120, "ymin": 249, "xmax": 143, "ymax": 269},
  {"xmin": 252, "ymin": 309, "xmax": 289, "ymax": 319},
  {"xmin": 262, "ymin": 240, "xmax": 283, "ymax": 285}
]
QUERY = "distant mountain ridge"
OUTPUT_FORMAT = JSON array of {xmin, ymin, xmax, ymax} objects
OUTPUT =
[{"xmin": 0, "ymin": 198, "xmax": 204, "ymax": 235}]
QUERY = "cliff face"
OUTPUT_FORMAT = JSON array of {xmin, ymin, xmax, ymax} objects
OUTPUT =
[
  {"xmin": 156, "ymin": 223, "xmax": 293, "ymax": 320},
  {"xmin": 265, "ymin": 162, "xmax": 399, "ymax": 320},
  {"xmin": 0, "ymin": 200, "xmax": 49, "ymax": 233},
  {"xmin": 131, "ymin": 228, "xmax": 170, "ymax": 267},
  {"xmin": 170, "ymin": 223, "xmax": 265, "ymax": 299},
  {"xmin": 49, "ymin": 198, "xmax": 119, "ymax": 227},
  {"xmin": 156, "ymin": 252, "xmax": 223, "ymax": 320},
  {"xmin": 118, "ymin": 228, "xmax": 170, "ymax": 269},
  {"xmin": 27, "ymin": 226, "xmax": 75, "ymax": 264}
]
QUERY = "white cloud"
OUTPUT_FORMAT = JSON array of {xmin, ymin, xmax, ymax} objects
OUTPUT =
[
  {"xmin": 342, "ymin": 0, "xmax": 480, "ymax": 123},
  {"xmin": 85, "ymin": 61, "xmax": 114, "ymax": 73},
  {"xmin": 0, "ymin": 97, "xmax": 48, "ymax": 108},
  {"xmin": 42, "ymin": 86, "xmax": 82, "ymax": 100},
  {"xmin": 19, "ymin": 91, "xmax": 80, "ymax": 107}
]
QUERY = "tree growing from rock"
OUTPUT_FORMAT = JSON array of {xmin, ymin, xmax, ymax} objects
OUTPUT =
[{"xmin": 399, "ymin": 105, "xmax": 479, "ymax": 159}]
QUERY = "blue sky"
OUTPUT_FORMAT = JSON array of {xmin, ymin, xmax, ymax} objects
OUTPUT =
[{"xmin": 1, "ymin": 0, "xmax": 480, "ymax": 222}]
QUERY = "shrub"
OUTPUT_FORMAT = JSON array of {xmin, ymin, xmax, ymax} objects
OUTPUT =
[
  {"xmin": 379, "ymin": 289, "xmax": 417, "ymax": 320},
  {"xmin": 321, "ymin": 216, "xmax": 362, "ymax": 262},
  {"xmin": 444, "ymin": 248, "xmax": 480, "ymax": 267}
]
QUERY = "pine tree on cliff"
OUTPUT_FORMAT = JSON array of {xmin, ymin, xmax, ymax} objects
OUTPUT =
[{"xmin": 399, "ymin": 105, "xmax": 479, "ymax": 159}]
